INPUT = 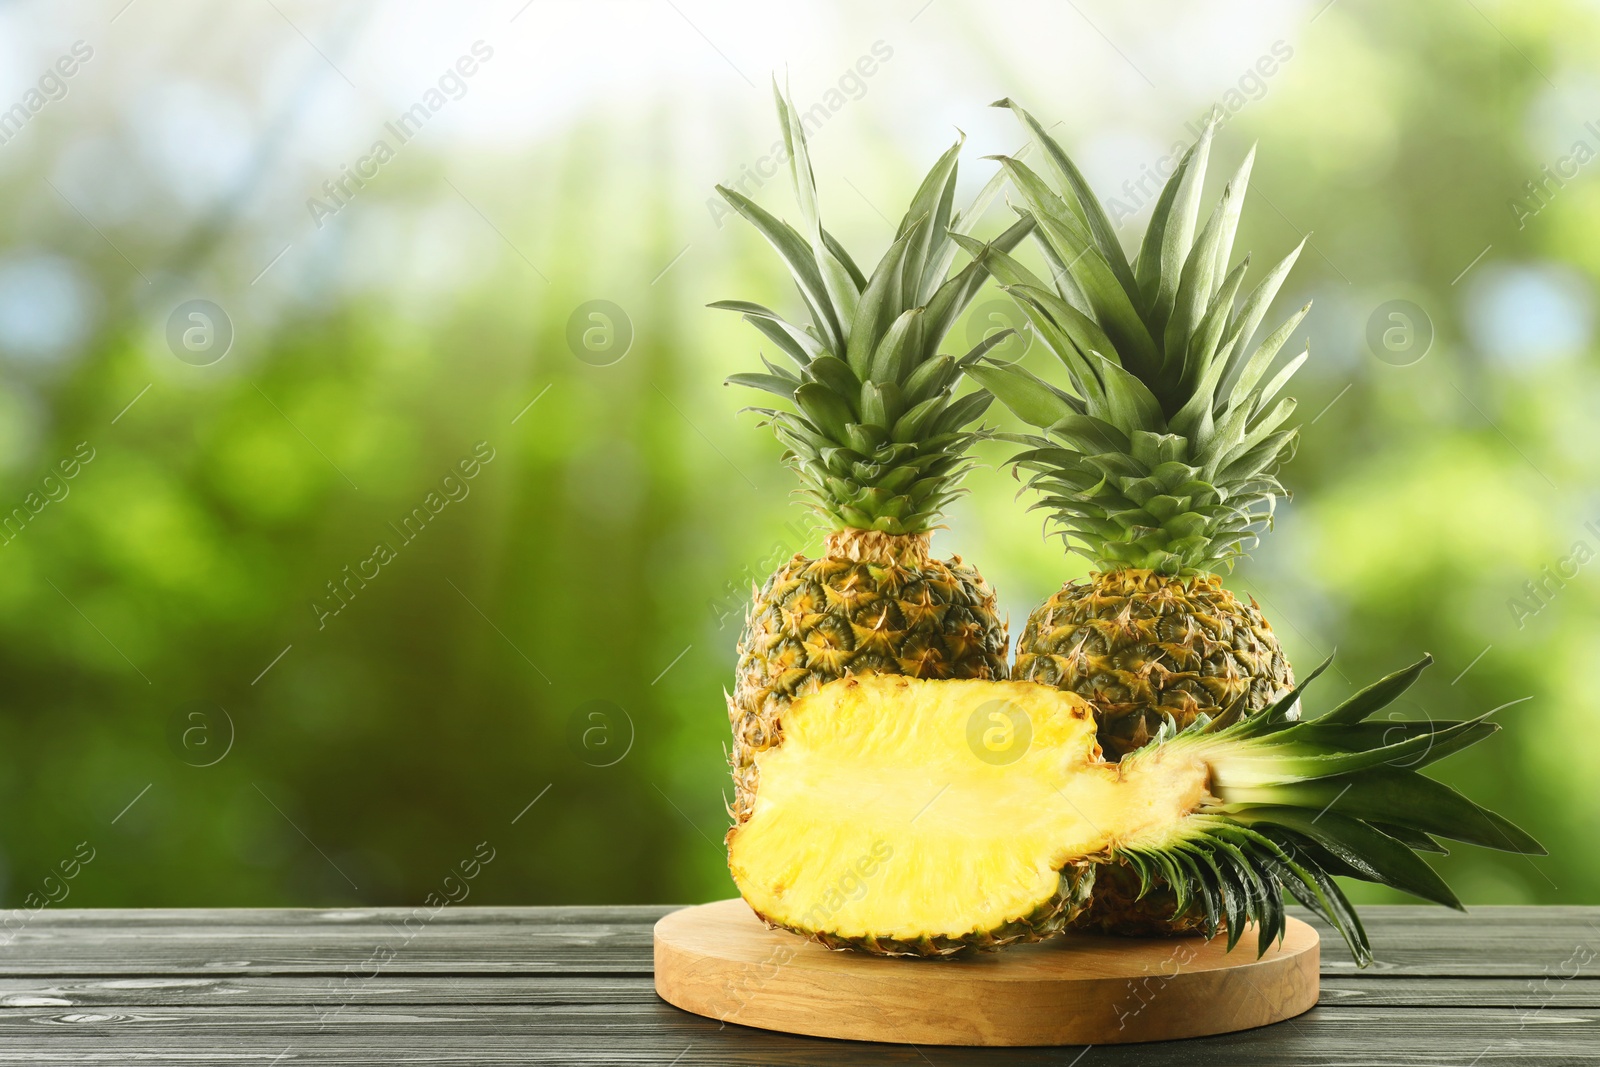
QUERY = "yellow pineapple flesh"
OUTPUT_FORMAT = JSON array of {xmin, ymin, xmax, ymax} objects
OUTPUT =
[
  {"xmin": 729, "ymin": 529, "xmax": 1007, "ymax": 824},
  {"xmin": 728, "ymin": 675, "xmax": 1208, "ymax": 955}
]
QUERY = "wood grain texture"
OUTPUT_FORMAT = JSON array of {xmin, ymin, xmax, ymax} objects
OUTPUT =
[
  {"xmin": 0, "ymin": 904, "xmax": 1592, "ymax": 1063},
  {"xmin": 0, "ymin": 1004, "xmax": 1589, "ymax": 1065},
  {"xmin": 654, "ymin": 899, "xmax": 1319, "ymax": 1046},
  {"xmin": 0, "ymin": 974, "xmax": 1597, "ymax": 1010}
]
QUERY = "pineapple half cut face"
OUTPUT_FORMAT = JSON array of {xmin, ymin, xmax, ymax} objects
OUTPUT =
[
  {"xmin": 728, "ymin": 677, "xmax": 1213, "ymax": 951},
  {"xmin": 728, "ymin": 657, "xmax": 1544, "ymax": 963}
]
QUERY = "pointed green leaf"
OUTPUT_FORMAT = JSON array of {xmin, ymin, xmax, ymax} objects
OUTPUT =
[
  {"xmin": 1133, "ymin": 139, "xmax": 1203, "ymax": 313},
  {"xmin": 966, "ymin": 363, "xmax": 1075, "ymax": 429},
  {"xmin": 928, "ymin": 389, "xmax": 993, "ymax": 434},
  {"xmin": 989, "ymin": 154, "xmax": 1090, "ymax": 249},
  {"xmin": 845, "ymin": 224, "xmax": 920, "ymax": 375},
  {"xmin": 804, "ymin": 354, "xmax": 860, "ymax": 399},
  {"xmin": 869, "ymin": 307, "xmax": 925, "ymax": 385},
  {"xmin": 902, "ymin": 353, "xmax": 958, "ymax": 405},
  {"xmin": 819, "ymin": 227, "xmax": 868, "ymax": 290},
  {"xmin": 1219, "ymin": 237, "xmax": 1306, "ymax": 387},
  {"xmin": 725, "ymin": 372, "xmax": 798, "ymax": 399},
  {"xmin": 1033, "ymin": 211, "xmax": 1163, "ymax": 382},
  {"xmin": 1235, "ymin": 808, "xmax": 1463, "ymax": 909},
  {"xmin": 890, "ymin": 395, "xmax": 948, "ymax": 442},
  {"xmin": 1163, "ymin": 179, "xmax": 1235, "ymax": 382},
  {"xmin": 1001, "ymin": 285, "xmax": 1105, "ymax": 406},
  {"xmin": 716, "ymin": 184, "xmax": 842, "ymax": 351},
  {"xmin": 1087, "ymin": 350, "xmax": 1166, "ymax": 433},
  {"xmin": 994, "ymin": 98, "xmax": 1138, "ymax": 297},
  {"xmin": 1253, "ymin": 347, "xmax": 1308, "ymax": 415},
  {"xmin": 898, "ymin": 137, "xmax": 964, "ymax": 303},
  {"xmin": 1152, "ymin": 118, "xmax": 1214, "ymax": 335},
  {"xmin": 709, "ymin": 300, "xmax": 823, "ymax": 366},
  {"xmin": 1211, "ymin": 145, "xmax": 1256, "ymax": 282},
  {"xmin": 1184, "ymin": 256, "xmax": 1250, "ymax": 395},
  {"xmin": 1320, "ymin": 656, "xmax": 1434, "ymax": 725},
  {"xmin": 1222, "ymin": 302, "xmax": 1310, "ymax": 419},
  {"xmin": 793, "ymin": 381, "xmax": 854, "ymax": 440},
  {"xmin": 1228, "ymin": 770, "xmax": 1543, "ymax": 855},
  {"xmin": 922, "ymin": 215, "xmax": 1035, "ymax": 344}
]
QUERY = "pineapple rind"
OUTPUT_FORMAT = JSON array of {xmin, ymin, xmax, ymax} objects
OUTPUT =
[
  {"xmin": 797, "ymin": 867, "xmax": 1096, "ymax": 958},
  {"xmin": 1015, "ymin": 569, "xmax": 1294, "ymax": 761},
  {"xmin": 729, "ymin": 530, "xmax": 1007, "ymax": 824},
  {"xmin": 1066, "ymin": 859, "xmax": 1204, "ymax": 936}
]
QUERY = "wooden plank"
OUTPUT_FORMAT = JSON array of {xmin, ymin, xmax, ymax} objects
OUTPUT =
[
  {"xmin": 3, "ymin": 905, "xmax": 1594, "ymax": 978},
  {"xmin": 0, "ymin": 973, "xmax": 1594, "ymax": 1010},
  {"xmin": 1309, "ymin": 906, "xmax": 1600, "ymax": 976},
  {"xmin": 0, "ymin": 973, "xmax": 1595, "ymax": 1010},
  {"xmin": 0, "ymin": 906, "xmax": 1590, "ymax": 1064},
  {"xmin": 0, "ymin": 912, "xmax": 659, "ymax": 977},
  {"xmin": 1, "ymin": 906, "xmax": 671, "ymax": 927},
  {"xmin": 0, "ymin": 1003, "xmax": 1587, "ymax": 1064}
]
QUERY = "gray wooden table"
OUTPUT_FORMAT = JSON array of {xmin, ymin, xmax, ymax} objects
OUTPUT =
[{"xmin": 0, "ymin": 905, "xmax": 1593, "ymax": 1063}]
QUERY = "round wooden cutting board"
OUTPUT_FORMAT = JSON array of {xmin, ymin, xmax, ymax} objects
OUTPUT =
[{"xmin": 654, "ymin": 899, "xmax": 1318, "ymax": 1046}]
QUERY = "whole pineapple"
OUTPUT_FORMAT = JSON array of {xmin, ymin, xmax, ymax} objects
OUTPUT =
[
  {"xmin": 718, "ymin": 88, "xmax": 1031, "ymax": 825},
  {"xmin": 968, "ymin": 101, "xmax": 1310, "ymax": 932}
]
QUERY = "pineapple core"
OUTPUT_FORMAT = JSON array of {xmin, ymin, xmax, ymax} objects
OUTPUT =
[{"xmin": 728, "ymin": 676, "xmax": 1210, "ymax": 946}]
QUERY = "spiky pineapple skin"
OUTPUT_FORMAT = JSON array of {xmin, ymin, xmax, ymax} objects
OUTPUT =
[
  {"xmin": 761, "ymin": 865, "xmax": 1097, "ymax": 958},
  {"xmin": 1015, "ymin": 570, "xmax": 1294, "ymax": 761},
  {"xmin": 1014, "ymin": 569, "xmax": 1292, "ymax": 935},
  {"xmin": 728, "ymin": 531, "xmax": 1008, "ymax": 826},
  {"xmin": 1067, "ymin": 860, "xmax": 1207, "ymax": 936}
]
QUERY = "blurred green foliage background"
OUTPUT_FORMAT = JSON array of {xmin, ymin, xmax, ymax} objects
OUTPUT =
[{"xmin": 0, "ymin": 0, "xmax": 1593, "ymax": 911}]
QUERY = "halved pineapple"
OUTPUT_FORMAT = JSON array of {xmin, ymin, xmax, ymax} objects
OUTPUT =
[
  {"xmin": 729, "ymin": 677, "xmax": 1212, "ymax": 955},
  {"xmin": 728, "ymin": 659, "xmax": 1543, "ymax": 963}
]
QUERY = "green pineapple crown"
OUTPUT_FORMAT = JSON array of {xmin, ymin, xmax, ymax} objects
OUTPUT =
[
  {"xmin": 715, "ymin": 85, "xmax": 1032, "ymax": 536},
  {"xmin": 1149, "ymin": 653, "xmax": 1543, "ymax": 965},
  {"xmin": 967, "ymin": 99, "xmax": 1311, "ymax": 576}
]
